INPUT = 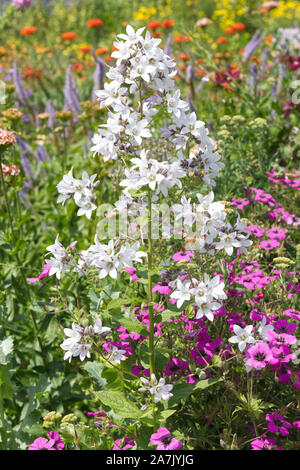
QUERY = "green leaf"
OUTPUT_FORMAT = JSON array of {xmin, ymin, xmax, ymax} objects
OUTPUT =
[
  {"xmin": 82, "ymin": 362, "xmax": 107, "ymax": 391},
  {"xmin": 96, "ymin": 391, "xmax": 141, "ymax": 419},
  {"xmin": 0, "ymin": 364, "xmax": 14, "ymax": 399}
]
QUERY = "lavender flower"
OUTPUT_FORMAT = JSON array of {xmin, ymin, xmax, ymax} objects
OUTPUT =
[
  {"xmin": 45, "ymin": 100, "xmax": 57, "ymax": 130},
  {"xmin": 63, "ymin": 65, "xmax": 81, "ymax": 115},
  {"xmin": 164, "ymin": 33, "xmax": 173, "ymax": 57},
  {"xmin": 91, "ymin": 50, "xmax": 105, "ymax": 101},
  {"xmin": 12, "ymin": 60, "xmax": 29, "ymax": 106},
  {"xmin": 36, "ymin": 145, "xmax": 50, "ymax": 162},
  {"xmin": 242, "ymin": 31, "xmax": 264, "ymax": 63}
]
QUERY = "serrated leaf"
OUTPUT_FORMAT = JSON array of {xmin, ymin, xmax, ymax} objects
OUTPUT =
[{"xmin": 96, "ymin": 391, "xmax": 141, "ymax": 419}]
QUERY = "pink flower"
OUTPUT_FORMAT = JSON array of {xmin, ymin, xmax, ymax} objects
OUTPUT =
[
  {"xmin": 267, "ymin": 227, "xmax": 286, "ymax": 240},
  {"xmin": 232, "ymin": 198, "xmax": 250, "ymax": 210},
  {"xmin": 246, "ymin": 225, "xmax": 265, "ymax": 237},
  {"xmin": 246, "ymin": 342, "xmax": 274, "ymax": 369},
  {"xmin": 47, "ymin": 431, "xmax": 64, "ymax": 450},
  {"xmin": 266, "ymin": 412, "xmax": 292, "ymax": 436},
  {"xmin": 251, "ymin": 435, "xmax": 282, "ymax": 450},
  {"xmin": 27, "ymin": 264, "xmax": 51, "ymax": 283},
  {"xmin": 12, "ymin": 0, "xmax": 31, "ymax": 6},
  {"xmin": 28, "ymin": 437, "xmax": 54, "ymax": 450},
  {"xmin": 152, "ymin": 282, "xmax": 172, "ymax": 295},
  {"xmin": 172, "ymin": 251, "xmax": 194, "ymax": 262},
  {"xmin": 112, "ymin": 437, "xmax": 135, "ymax": 450},
  {"xmin": 258, "ymin": 239, "xmax": 280, "ymax": 250},
  {"xmin": 28, "ymin": 432, "xmax": 64, "ymax": 450},
  {"xmin": 150, "ymin": 427, "xmax": 182, "ymax": 450}
]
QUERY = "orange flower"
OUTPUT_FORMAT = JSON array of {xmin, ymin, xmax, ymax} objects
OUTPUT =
[
  {"xmin": 72, "ymin": 63, "xmax": 84, "ymax": 71},
  {"xmin": 233, "ymin": 22, "xmax": 245, "ymax": 32},
  {"xmin": 161, "ymin": 19, "xmax": 175, "ymax": 28},
  {"xmin": 195, "ymin": 69, "xmax": 206, "ymax": 76},
  {"xmin": 95, "ymin": 47, "xmax": 109, "ymax": 55},
  {"xmin": 173, "ymin": 35, "xmax": 191, "ymax": 43},
  {"xmin": 195, "ymin": 58, "xmax": 204, "ymax": 64},
  {"xmin": 179, "ymin": 53, "xmax": 190, "ymax": 61},
  {"xmin": 225, "ymin": 27, "xmax": 235, "ymax": 34},
  {"xmin": 80, "ymin": 45, "xmax": 91, "ymax": 53},
  {"xmin": 23, "ymin": 66, "xmax": 41, "ymax": 79},
  {"xmin": 216, "ymin": 37, "xmax": 228, "ymax": 44},
  {"xmin": 122, "ymin": 21, "xmax": 128, "ymax": 27},
  {"xmin": 87, "ymin": 18, "xmax": 104, "ymax": 28},
  {"xmin": 178, "ymin": 64, "xmax": 186, "ymax": 71},
  {"xmin": 111, "ymin": 45, "xmax": 119, "ymax": 51},
  {"xmin": 152, "ymin": 32, "xmax": 161, "ymax": 38},
  {"xmin": 147, "ymin": 21, "xmax": 161, "ymax": 30},
  {"xmin": 266, "ymin": 35, "xmax": 275, "ymax": 43},
  {"xmin": 20, "ymin": 26, "xmax": 37, "ymax": 36},
  {"xmin": 61, "ymin": 32, "xmax": 77, "ymax": 40},
  {"xmin": 105, "ymin": 56, "xmax": 112, "ymax": 63}
]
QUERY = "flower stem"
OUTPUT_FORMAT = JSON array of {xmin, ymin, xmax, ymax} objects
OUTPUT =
[{"xmin": 147, "ymin": 188, "xmax": 155, "ymax": 376}]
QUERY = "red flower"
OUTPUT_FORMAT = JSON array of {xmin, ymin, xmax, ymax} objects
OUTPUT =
[
  {"xmin": 147, "ymin": 21, "xmax": 161, "ymax": 30},
  {"xmin": 233, "ymin": 22, "xmax": 245, "ymax": 31},
  {"xmin": 61, "ymin": 32, "xmax": 77, "ymax": 40},
  {"xmin": 20, "ymin": 26, "xmax": 37, "ymax": 36},
  {"xmin": 225, "ymin": 27, "xmax": 235, "ymax": 34},
  {"xmin": 72, "ymin": 63, "xmax": 84, "ymax": 71},
  {"xmin": 80, "ymin": 45, "xmax": 91, "ymax": 53},
  {"xmin": 87, "ymin": 18, "xmax": 104, "ymax": 28},
  {"xmin": 173, "ymin": 35, "xmax": 191, "ymax": 43},
  {"xmin": 179, "ymin": 53, "xmax": 190, "ymax": 61},
  {"xmin": 216, "ymin": 37, "xmax": 228, "ymax": 44},
  {"xmin": 95, "ymin": 47, "xmax": 109, "ymax": 55},
  {"xmin": 161, "ymin": 19, "xmax": 175, "ymax": 28},
  {"xmin": 23, "ymin": 66, "xmax": 41, "ymax": 79}
]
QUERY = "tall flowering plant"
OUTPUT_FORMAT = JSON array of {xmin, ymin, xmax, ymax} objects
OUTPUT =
[{"xmin": 45, "ymin": 25, "xmax": 252, "ymax": 449}]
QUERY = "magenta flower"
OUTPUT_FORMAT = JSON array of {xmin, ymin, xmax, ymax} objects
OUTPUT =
[
  {"xmin": 267, "ymin": 227, "xmax": 286, "ymax": 240},
  {"xmin": 28, "ymin": 437, "xmax": 54, "ymax": 451},
  {"xmin": 112, "ymin": 437, "xmax": 135, "ymax": 450},
  {"xmin": 152, "ymin": 282, "xmax": 172, "ymax": 295},
  {"xmin": 246, "ymin": 342, "xmax": 274, "ymax": 369},
  {"xmin": 251, "ymin": 435, "xmax": 282, "ymax": 450},
  {"xmin": 246, "ymin": 225, "xmax": 265, "ymax": 237},
  {"xmin": 47, "ymin": 431, "xmax": 64, "ymax": 450},
  {"xmin": 258, "ymin": 240, "xmax": 280, "ymax": 250},
  {"xmin": 172, "ymin": 251, "xmax": 194, "ymax": 262},
  {"xmin": 27, "ymin": 264, "xmax": 51, "ymax": 283},
  {"xmin": 87, "ymin": 410, "xmax": 106, "ymax": 417},
  {"xmin": 12, "ymin": 0, "xmax": 31, "ymax": 6},
  {"xmin": 150, "ymin": 427, "xmax": 182, "ymax": 450},
  {"xmin": 266, "ymin": 412, "xmax": 292, "ymax": 436},
  {"xmin": 232, "ymin": 198, "xmax": 250, "ymax": 210},
  {"xmin": 28, "ymin": 432, "xmax": 64, "ymax": 450}
]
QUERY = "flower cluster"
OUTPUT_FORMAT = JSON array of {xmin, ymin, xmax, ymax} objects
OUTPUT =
[
  {"xmin": 56, "ymin": 168, "xmax": 99, "ymax": 219},
  {"xmin": 60, "ymin": 318, "xmax": 111, "ymax": 362}
]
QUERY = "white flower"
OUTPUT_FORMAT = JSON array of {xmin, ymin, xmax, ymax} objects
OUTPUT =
[
  {"xmin": 109, "ymin": 346, "xmax": 127, "ymax": 364},
  {"xmin": 257, "ymin": 316, "xmax": 274, "ymax": 341},
  {"xmin": 170, "ymin": 279, "xmax": 193, "ymax": 309},
  {"xmin": 94, "ymin": 318, "xmax": 111, "ymax": 339},
  {"xmin": 228, "ymin": 325, "xmax": 256, "ymax": 352},
  {"xmin": 149, "ymin": 376, "xmax": 173, "ymax": 403}
]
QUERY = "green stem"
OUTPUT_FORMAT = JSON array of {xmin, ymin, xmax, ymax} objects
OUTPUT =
[{"xmin": 147, "ymin": 188, "xmax": 155, "ymax": 376}]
